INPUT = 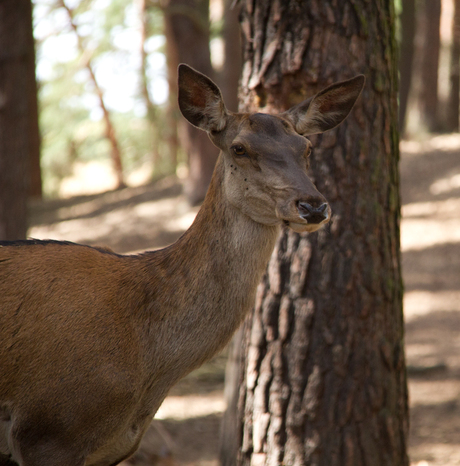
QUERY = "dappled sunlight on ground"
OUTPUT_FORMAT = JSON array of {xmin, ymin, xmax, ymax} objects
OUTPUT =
[
  {"xmin": 404, "ymin": 291, "xmax": 460, "ymax": 321},
  {"xmin": 400, "ymin": 133, "xmax": 460, "ymax": 153},
  {"xmin": 29, "ymin": 176, "xmax": 199, "ymax": 253},
  {"xmin": 156, "ymin": 392, "xmax": 226, "ymax": 421},
  {"xmin": 58, "ymin": 160, "xmax": 154, "ymax": 198},
  {"xmin": 400, "ymin": 135, "xmax": 460, "ymax": 466},
  {"xmin": 402, "ymin": 216, "xmax": 460, "ymax": 250}
]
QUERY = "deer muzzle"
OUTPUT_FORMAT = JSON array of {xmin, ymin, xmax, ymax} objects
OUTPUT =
[
  {"xmin": 297, "ymin": 201, "xmax": 329, "ymax": 224},
  {"xmin": 279, "ymin": 194, "xmax": 331, "ymax": 233}
]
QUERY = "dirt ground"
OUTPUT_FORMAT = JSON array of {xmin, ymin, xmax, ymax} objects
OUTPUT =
[
  {"xmin": 400, "ymin": 135, "xmax": 460, "ymax": 466},
  {"xmin": 28, "ymin": 134, "xmax": 460, "ymax": 465}
]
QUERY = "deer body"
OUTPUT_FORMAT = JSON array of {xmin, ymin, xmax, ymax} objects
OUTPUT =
[{"xmin": 0, "ymin": 65, "xmax": 364, "ymax": 466}]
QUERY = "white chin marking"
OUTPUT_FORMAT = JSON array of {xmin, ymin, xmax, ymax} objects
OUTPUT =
[{"xmin": 288, "ymin": 222, "xmax": 323, "ymax": 233}]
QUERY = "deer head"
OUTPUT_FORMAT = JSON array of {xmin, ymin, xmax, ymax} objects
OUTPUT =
[{"xmin": 178, "ymin": 64, "xmax": 364, "ymax": 233}]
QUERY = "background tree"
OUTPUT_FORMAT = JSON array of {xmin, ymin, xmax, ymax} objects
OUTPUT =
[
  {"xmin": 221, "ymin": 1, "xmax": 409, "ymax": 465},
  {"xmin": 448, "ymin": 0, "xmax": 460, "ymax": 131},
  {"xmin": 399, "ymin": 0, "xmax": 416, "ymax": 134},
  {"xmin": 139, "ymin": 0, "xmax": 162, "ymax": 168},
  {"xmin": 60, "ymin": 0, "xmax": 126, "ymax": 188},
  {"xmin": 0, "ymin": 0, "xmax": 38, "ymax": 239},
  {"xmin": 163, "ymin": 0, "xmax": 218, "ymax": 204},
  {"xmin": 27, "ymin": 0, "xmax": 42, "ymax": 200},
  {"xmin": 163, "ymin": 6, "xmax": 181, "ymax": 171},
  {"xmin": 35, "ymin": 0, "xmax": 166, "ymax": 196},
  {"xmin": 419, "ymin": 0, "xmax": 441, "ymax": 132},
  {"xmin": 219, "ymin": 0, "xmax": 242, "ymax": 113}
]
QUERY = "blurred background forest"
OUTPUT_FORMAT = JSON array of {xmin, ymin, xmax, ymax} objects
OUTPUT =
[{"xmin": 32, "ymin": 0, "xmax": 238, "ymax": 198}]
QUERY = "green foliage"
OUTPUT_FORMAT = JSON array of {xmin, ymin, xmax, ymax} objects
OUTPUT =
[{"xmin": 34, "ymin": 0, "xmax": 170, "ymax": 197}]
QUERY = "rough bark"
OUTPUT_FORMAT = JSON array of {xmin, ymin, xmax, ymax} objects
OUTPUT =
[
  {"xmin": 398, "ymin": 0, "xmax": 416, "ymax": 135},
  {"xmin": 448, "ymin": 0, "xmax": 460, "ymax": 132},
  {"xmin": 227, "ymin": 1, "xmax": 409, "ymax": 465},
  {"xmin": 419, "ymin": 0, "xmax": 441, "ymax": 132},
  {"xmin": 163, "ymin": 0, "xmax": 218, "ymax": 205},
  {"xmin": 0, "ymin": 0, "xmax": 33, "ymax": 239}
]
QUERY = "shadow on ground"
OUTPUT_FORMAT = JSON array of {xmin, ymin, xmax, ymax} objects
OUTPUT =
[
  {"xmin": 400, "ymin": 136, "xmax": 460, "ymax": 466},
  {"xmin": 29, "ymin": 176, "xmax": 198, "ymax": 254}
]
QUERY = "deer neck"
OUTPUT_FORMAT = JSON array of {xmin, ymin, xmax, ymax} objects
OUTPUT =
[{"xmin": 143, "ymin": 155, "xmax": 279, "ymax": 376}]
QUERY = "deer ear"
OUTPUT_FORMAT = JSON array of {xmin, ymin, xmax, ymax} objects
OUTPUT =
[
  {"xmin": 178, "ymin": 64, "xmax": 228, "ymax": 132},
  {"xmin": 283, "ymin": 75, "xmax": 365, "ymax": 136}
]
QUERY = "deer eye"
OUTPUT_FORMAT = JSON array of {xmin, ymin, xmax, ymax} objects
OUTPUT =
[
  {"xmin": 232, "ymin": 145, "xmax": 247, "ymax": 157},
  {"xmin": 306, "ymin": 147, "xmax": 312, "ymax": 158}
]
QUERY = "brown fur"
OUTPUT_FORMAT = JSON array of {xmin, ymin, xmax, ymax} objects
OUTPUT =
[{"xmin": 0, "ymin": 65, "xmax": 363, "ymax": 466}]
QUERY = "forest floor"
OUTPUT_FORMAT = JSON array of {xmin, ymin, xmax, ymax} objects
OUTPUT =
[{"xmin": 28, "ymin": 134, "xmax": 460, "ymax": 465}]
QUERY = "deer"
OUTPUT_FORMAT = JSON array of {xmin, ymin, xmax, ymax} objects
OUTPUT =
[{"xmin": 0, "ymin": 64, "xmax": 364, "ymax": 466}]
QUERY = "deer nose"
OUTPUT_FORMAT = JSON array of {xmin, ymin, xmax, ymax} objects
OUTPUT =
[{"xmin": 297, "ymin": 201, "xmax": 329, "ymax": 224}]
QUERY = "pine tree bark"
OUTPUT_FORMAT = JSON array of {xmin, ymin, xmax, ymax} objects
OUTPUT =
[
  {"xmin": 226, "ymin": 1, "xmax": 409, "ymax": 465},
  {"xmin": 164, "ymin": 0, "xmax": 218, "ymax": 205},
  {"xmin": 0, "ymin": 0, "xmax": 34, "ymax": 239}
]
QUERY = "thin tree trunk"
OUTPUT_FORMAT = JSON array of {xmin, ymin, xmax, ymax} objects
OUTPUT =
[
  {"xmin": 219, "ymin": 328, "xmax": 243, "ymax": 466},
  {"xmin": 163, "ymin": 0, "xmax": 218, "ymax": 205},
  {"xmin": 419, "ymin": 0, "xmax": 441, "ymax": 132},
  {"xmin": 224, "ymin": 1, "xmax": 409, "ymax": 465},
  {"xmin": 399, "ymin": 0, "xmax": 416, "ymax": 135},
  {"xmin": 216, "ymin": 15, "xmax": 243, "ymax": 457},
  {"xmin": 26, "ymin": 0, "xmax": 42, "ymax": 199},
  {"xmin": 448, "ymin": 0, "xmax": 460, "ymax": 131},
  {"xmin": 61, "ymin": 0, "xmax": 125, "ymax": 189},
  {"xmin": 220, "ymin": 0, "xmax": 242, "ymax": 113},
  {"xmin": 138, "ymin": 0, "xmax": 162, "ymax": 168},
  {"xmin": 164, "ymin": 7, "xmax": 180, "ymax": 170},
  {"xmin": 0, "ymin": 0, "xmax": 34, "ymax": 240}
]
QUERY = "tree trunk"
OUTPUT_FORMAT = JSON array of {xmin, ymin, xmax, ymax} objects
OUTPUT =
[
  {"xmin": 26, "ymin": 0, "xmax": 42, "ymax": 199},
  {"xmin": 219, "ymin": 0, "xmax": 242, "ymax": 113},
  {"xmin": 216, "ymin": 16, "xmax": 244, "ymax": 458},
  {"xmin": 0, "ymin": 0, "xmax": 34, "ymax": 240},
  {"xmin": 139, "ymin": 0, "xmax": 162, "ymax": 169},
  {"xmin": 399, "ymin": 0, "xmax": 416, "ymax": 135},
  {"xmin": 419, "ymin": 0, "xmax": 441, "ymax": 132},
  {"xmin": 448, "ymin": 0, "xmax": 460, "ymax": 132},
  {"xmin": 224, "ymin": 1, "xmax": 409, "ymax": 465},
  {"xmin": 219, "ymin": 328, "xmax": 243, "ymax": 466},
  {"xmin": 164, "ymin": 7, "xmax": 180, "ymax": 171},
  {"xmin": 164, "ymin": 0, "xmax": 218, "ymax": 205}
]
